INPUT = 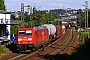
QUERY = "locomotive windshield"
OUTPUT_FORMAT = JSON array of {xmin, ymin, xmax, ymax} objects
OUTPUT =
[{"xmin": 18, "ymin": 30, "xmax": 32, "ymax": 35}]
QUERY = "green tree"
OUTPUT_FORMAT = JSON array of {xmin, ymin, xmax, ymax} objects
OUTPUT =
[
  {"xmin": 0, "ymin": 0, "xmax": 6, "ymax": 11},
  {"xmin": 10, "ymin": 22, "xmax": 29, "ymax": 34},
  {"xmin": 11, "ymin": 14, "xmax": 16, "ymax": 20},
  {"xmin": 10, "ymin": 10, "xmax": 57, "ymax": 34},
  {"xmin": 88, "ymin": 9, "xmax": 90, "ymax": 27},
  {"xmin": 24, "ymin": 10, "xmax": 57, "ymax": 26},
  {"xmin": 80, "ymin": 9, "xmax": 90, "ymax": 28},
  {"xmin": 80, "ymin": 11, "xmax": 85, "ymax": 27}
]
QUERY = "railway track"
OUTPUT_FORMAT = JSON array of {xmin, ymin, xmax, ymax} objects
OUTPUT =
[
  {"xmin": 37, "ymin": 28, "xmax": 74, "ymax": 60},
  {"xmin": 1, "ymin": 28, "xmax": 78, "ymax": 60}
]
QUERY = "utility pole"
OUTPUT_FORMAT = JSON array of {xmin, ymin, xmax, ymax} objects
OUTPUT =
[
  {"xmin": 28, "ymin": 6, "xmax": 33, "ymax": 27},
  {"xmin": 21, "ymin": 3, "xmax": 24, "ymax": 27},
  {"xmin": 83, "ymin": 1, "xmax": 89, "ymax": 39},
  {"xmin": 85, "ymin": 1, "xmax": 89, "ymax": 38},
  {"xmin": 82, "ymin": 1, "xmax": 88, "ymax": 33},
  {"xmin": 21, "ymin": 3, "xmax": 33, "ymax": 27},
  {"xmin": 85, "ymin": 1, "xmax": 88, "ymax": 32},
  {"xmin": 85, "ymin": 5, "xmax": 86, "ymax": 33}
]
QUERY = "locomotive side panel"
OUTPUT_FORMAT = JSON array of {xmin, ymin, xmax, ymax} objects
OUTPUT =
[{"xmin": 35, "ymin": 29, "xmax": 49, "ymax": 45}]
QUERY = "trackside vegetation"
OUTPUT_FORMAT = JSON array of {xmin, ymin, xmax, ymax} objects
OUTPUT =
[
  {"xmin": 70, "ymin": 30, "xmax": 90, "ymax": 60},
  {"xmin": 0, "ymin": 45, "xmax": 12, "ymax": 58}
]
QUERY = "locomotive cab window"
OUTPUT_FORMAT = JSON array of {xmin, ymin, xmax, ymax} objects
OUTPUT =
[
  {"xmin": 18, "ymin": 30, "xmax": 32, "ymax": 35},
  {"xmin": 26, "ymin": 30, "xmax": 32, "ymax": 35},
  {"xmin": 18, "ymin": 31, "xmax": 25, "ymax": 35}
]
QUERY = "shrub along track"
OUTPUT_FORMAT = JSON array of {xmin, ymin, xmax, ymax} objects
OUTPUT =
[{"xmin": 0, "ymin": 28, "xmax": 78, "ymax": 60}]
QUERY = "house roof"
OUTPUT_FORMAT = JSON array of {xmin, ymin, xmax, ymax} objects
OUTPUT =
[{"xmin": 0, "ymin": 10, "xmax": 11, "ymax": 14}]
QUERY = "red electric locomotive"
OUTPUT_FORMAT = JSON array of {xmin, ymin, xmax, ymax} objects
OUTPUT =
[{"xmin": 16, "ymin": 26, "xmax": 49, "ymax": 51}]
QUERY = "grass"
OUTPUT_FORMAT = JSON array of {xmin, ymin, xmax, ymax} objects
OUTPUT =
[
  {"xmin": 0, "ymin": 45, "xmax": 12, "ymax": 58},
  {"xmin": 0, "ymin": 46, "xmax": 4, "ymax": 54}
]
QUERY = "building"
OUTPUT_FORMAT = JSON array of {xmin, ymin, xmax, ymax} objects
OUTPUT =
[
  {"xmin": 0, "ymin": 11, "xmax": 19, "ymax": 43},
  {"xmin": 0, "ymin": 12, "xmax": 11, "ymax": 39}
]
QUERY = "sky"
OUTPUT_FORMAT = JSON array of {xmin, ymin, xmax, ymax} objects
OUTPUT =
[{"xmin": 5, "ymin": 0, "xmax": 90, "ymax": 11}]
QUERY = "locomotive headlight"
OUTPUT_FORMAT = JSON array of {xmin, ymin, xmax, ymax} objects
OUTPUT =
[
  {"xmin": 28, "ymin": 38, "xmax": 32, "ymax": 41},
  {"xmin": 18, "ymin": 38, "xmax": 22, "ymax": 41}
]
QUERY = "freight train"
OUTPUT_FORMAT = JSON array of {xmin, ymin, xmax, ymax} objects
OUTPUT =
[{"xmin": 15, "ymin": 24, "xmax": 70, "ymax": 51}]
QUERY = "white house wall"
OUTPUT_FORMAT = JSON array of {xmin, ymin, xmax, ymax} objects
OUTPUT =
[{"xmin": 0, "ymin": 14, "xmax": 11, "ymax": 40}]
